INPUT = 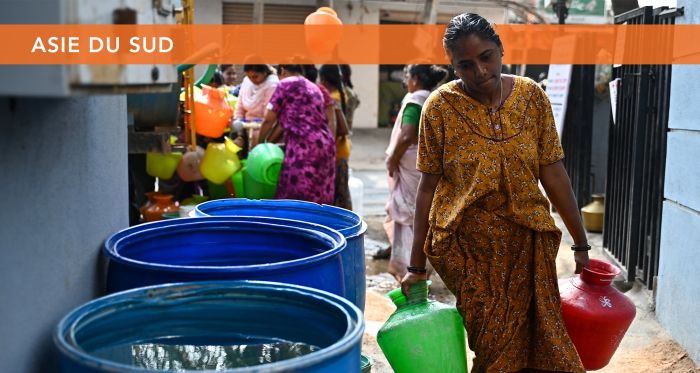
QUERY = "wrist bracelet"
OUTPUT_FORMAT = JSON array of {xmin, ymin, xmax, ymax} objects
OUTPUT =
[
  {"xmin": 407, "ymin": 266, "xmax": 427, "ymax": 274},
  {"xmin": 571, "ymin": 244, "xmax": 591, "ymax": 252}
]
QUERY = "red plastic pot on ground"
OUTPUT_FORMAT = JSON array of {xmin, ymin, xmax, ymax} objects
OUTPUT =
[{"xmin": 559, "ymin": 259, "xmax": 636, "ymax": 370}]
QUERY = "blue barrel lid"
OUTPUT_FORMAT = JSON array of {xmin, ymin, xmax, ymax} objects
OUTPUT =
[
  {"xmin": 104, "ymin": 217, "xmax": 346, "ymax": 275},
  {"xmin": 194, "ymin": 199, "xmax": 367, "ymax": 238},
  {"xmin": 55, "ymin": 281, "xmax": 364, "ymax": 373}
]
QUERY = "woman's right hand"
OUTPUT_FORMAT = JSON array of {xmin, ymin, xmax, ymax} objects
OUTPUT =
[
  {"xmin": 387, "ymin": 156, "xmax": 399, "ymax": 177},
  {"xmin": 232, "ymin": 118, "xmax": 245, "ymax": 133},
  {"xmin": 400, "ymin": 271, "xmax": 428, "ymax": 297},
  {"xmin": 574, "ymin": 250, "xmax": 590, "ymax": 274}
]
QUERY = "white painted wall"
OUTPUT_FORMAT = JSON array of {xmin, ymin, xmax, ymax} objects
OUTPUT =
[
  {"xmin": 195, "ymin": 0, "xmax": 223, "ymax": 24},
  {"xmin": 656, "ymin": 0, "xmax": 700, "ymax": 365},
  {"xmin": 194, "ymin": 0, "xmax": 223, "ymax": 78},
  {"xmin": 348, "ymin": 64, "xmax": 380, "ymax": 129},
  {"xmin": 335, "ymin": 1, "xmax": 380, "ymax": 129}
]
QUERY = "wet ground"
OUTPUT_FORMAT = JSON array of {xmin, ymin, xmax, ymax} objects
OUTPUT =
[{"xmin": 351, "ymin": 128, "xmax": 698, "ymax": 373}]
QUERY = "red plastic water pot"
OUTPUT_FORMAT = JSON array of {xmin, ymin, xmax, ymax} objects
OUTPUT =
[{"xmin": 559, "ymin": 259, "xmax": 636, "ymax": 370}]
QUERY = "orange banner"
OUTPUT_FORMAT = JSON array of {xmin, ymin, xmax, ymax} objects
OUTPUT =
[{"xmin": 2, "ymin": 24, "xmax": 699, "ymax": 65}]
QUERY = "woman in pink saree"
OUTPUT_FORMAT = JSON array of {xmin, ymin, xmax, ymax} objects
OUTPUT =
[{"xmin": 385, "ymin": 64, "xmax": 448, "ymax": 280}]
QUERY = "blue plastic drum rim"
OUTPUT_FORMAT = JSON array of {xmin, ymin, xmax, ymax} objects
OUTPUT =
[
  {"xmin": 104, "ymin": 217, "xmax": 346, "ymax": 274},
  {"xmin": 55, "ymin": 281, "xmax": 364, "ymax": 373},
  {"xmin": 194, "ymin": 199, "xmax": 367, "ymax": 238}
]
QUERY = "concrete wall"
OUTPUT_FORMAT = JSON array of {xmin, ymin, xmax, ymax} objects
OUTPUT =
[
  {"xmin": 336, "ymin": 1, "xmax": 380, "ymax": 129},
  {"xmin": 194, "ymin": 0, "xmax": 223, "ymax": 78},
  {"xmin": 0, "ymin": 96, "xmax": 129, "ymax": 373},
  {"xmin": 656, "ymin": 0, "xmax": 700, "ymax": 365},
  {"xmin": 195, "ymin": 0, "xmax": 223, "ymax": 24}
]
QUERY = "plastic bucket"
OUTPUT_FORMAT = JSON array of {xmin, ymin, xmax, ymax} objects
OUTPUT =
[
  {"xmin": 55, "ymin": 281, "xmax": 364, "ymax": 373},
  {"xmin": 194, "ymin": 199, "xmax": 367, "ymax": 310},
  {"xmin": 104, "ymin": 217, "xmax": 346, "ymax": 296},
  {"xmin": 246, "ymin": 143, "xmax": 284, "ymax": 184}
]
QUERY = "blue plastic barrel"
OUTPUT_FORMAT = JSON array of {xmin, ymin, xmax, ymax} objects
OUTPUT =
[
  {"xmin": 104, "ymin": 217, "xmax": 346, "ymax": 297},
  {"xmin": 55, "ymin": 281, "xmax": 364, "ymax": 373},
  {"xmin": 194, "ymin": 199, "xmax": 367, "ymax": 310}
]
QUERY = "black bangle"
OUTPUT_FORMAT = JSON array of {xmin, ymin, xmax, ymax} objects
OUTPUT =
[
  {"xmin": 407, "ymin": 266, "xmax": 427, "ymax": 274},
  {"xmin": 571, "ymin": 244, "xmax": 591, "ymax": 252}
]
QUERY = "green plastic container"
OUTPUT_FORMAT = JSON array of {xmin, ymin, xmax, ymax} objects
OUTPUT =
[
  {"xmin": 247, "ymin": 143, "xmax": 284, "ymax": 184},
  {"xmin": 231, "ymin": 167, "xmax": 245, "ymax": 197},
  {"xmin": 161, "ymin": 212, "xmax": 180, "ymax": 220},
  {"xmin": 243, "ymin": 167, "xmax": 277, "ymax": 199},
  {"xmin": 377, "ymin": 281, "xmax": 468, "ymax": 373},
  {"xmin": 207, "ymin": 160, "xmax": 247, "ymax": 200},
  {"xmin": 207, "ymin": 180, "xmax": 230, "ymax": 200}
]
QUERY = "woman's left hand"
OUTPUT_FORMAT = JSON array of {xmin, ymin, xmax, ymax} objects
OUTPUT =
[{"xmin": 574, "ymin": 251, "xmax": 590, "ymax": 274}]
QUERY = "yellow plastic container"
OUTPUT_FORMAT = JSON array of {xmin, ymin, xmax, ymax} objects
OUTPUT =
[
  {"xmin": 146, "ymin": 151, "xmax": 183, "ymax": 180},
  {"xmin": 200, "ymin": 138, "xmax": 242, "ymax": 184}
]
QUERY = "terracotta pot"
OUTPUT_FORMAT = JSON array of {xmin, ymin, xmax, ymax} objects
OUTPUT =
[
  {"xmin": 142, "ymin": 194, "xmax": 179, "ymax": 222},
  {"xmin": 581, "ymin": 194, "xmax": 605, "ymax": 233},
  {"xmin": 139, "ymin": 191, "xmax": 164, "ymax": 220}
]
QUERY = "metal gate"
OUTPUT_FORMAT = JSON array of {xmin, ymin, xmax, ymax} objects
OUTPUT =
[
  {"xmin": 603, "ymin": 6, "xmax": 682, "ymax": 288},
  {"xmin": 561, "ymin": 65, "xmax": 595, "ymax": 208}
]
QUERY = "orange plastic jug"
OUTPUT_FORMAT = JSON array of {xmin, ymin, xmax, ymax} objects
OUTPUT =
[
  {"xmin": 200, "ymin": 137, "xmax": 242, "ymax": 184},
  {"xmin": 304, "ymin": 7, "xmax": 342, "ymax": 55},
  {"xmin": 194, "ymin": 84, "xmax": 233, "ymax": 138},
  {"xmin": 305, "ymin": 7, "xmax": 341, "ymax": 25}
]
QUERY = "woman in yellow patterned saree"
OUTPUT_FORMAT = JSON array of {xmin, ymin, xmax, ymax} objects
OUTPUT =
[{"xmin": 401, "ymin": 13, "xmax": 590, "ymax": 373}]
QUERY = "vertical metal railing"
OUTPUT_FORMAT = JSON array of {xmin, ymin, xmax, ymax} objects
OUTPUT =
[
  {"xmin": 603, "ymin": 6, "xmax": 680, "ymax": 288},
  {"xmin": 636, "ymin": 8, "xmax": 679, "ymax": 288}
]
